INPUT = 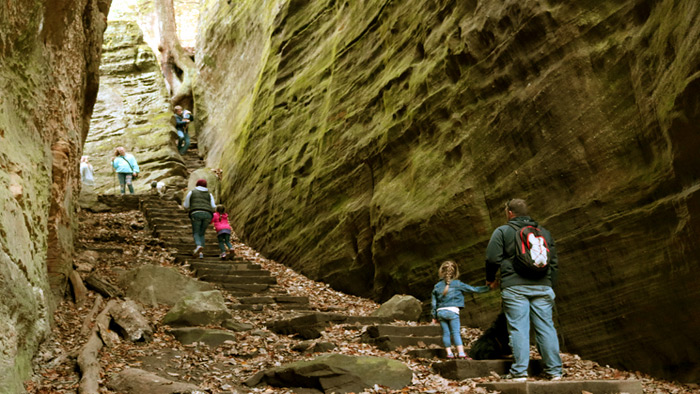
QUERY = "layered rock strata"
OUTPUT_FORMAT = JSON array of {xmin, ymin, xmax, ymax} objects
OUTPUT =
[
  {"xmin": 195, "ymin": 0, "xmax": 700, "ymax": 383},
  {"xmin": 0, "ymin": 0, "xmax": 110, "ymax": 390},
  {"xmin": 85, "ymin": 19, "xmax": 186, "ymax": 195}
]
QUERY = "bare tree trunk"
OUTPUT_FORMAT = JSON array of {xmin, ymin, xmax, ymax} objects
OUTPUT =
[{"xmin": 155, "ymin": 0, "xmax": 195, "ymax": 109}]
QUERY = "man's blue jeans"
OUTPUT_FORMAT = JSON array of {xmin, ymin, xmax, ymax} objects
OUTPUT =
[
  {"xmin": 190, "ymin": 211, "xmax": 213, "ymax": 248},
  {"xmin": 437, "ymin": 309, "xmax": 462, "ymax": 348},
  {"xmin": 502, "ymin": 285, "xmax": 562, "ymax": 377},
  {"xmin": 177, "ymin": 129, "xmax": 190, "ymax": 154}
]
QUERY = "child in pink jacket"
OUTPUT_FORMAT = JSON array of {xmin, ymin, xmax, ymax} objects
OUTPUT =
[{"xmin": 212, "ymin": 205, "xmax": 234, "ymax": 259}]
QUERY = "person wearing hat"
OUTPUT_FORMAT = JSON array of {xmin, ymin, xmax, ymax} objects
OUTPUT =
[{"xmin": 183, "ymin": 179, "xmax": 216, "ymax": 258}]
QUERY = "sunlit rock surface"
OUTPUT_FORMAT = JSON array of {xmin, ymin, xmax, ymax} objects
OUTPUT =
[
  {"xmin": 0, "ymin": 0, "xmax": 110, "ymax": 390},
  {"xmin": 85, "ymin": 18, "xmax": 186, "ymax": 194},
  {"xmin": 196, "ymin": 0, "xmax": 700, "ymax": 383}
]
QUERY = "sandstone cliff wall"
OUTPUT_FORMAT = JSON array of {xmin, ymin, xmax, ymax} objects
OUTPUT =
[
  {"xmin": 0, "ymin": 0, "xmax": 110, "ymax": 390},
  {"xmin": 196, "ymin": 0, "xmax": 700, "ymax": 382},
  {"xmin": 85, "ymin": 19, "xmax": 187, "ymax": 195}
]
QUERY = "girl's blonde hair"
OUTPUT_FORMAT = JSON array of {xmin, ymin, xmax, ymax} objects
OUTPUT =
[{"xmin": 439, "ymin": 260, "xmax": 460, "ymax": 296}]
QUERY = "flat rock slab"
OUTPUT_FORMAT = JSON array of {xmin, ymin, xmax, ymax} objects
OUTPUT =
[
  {"xmin": 433, "ymin": 359, "xmax": 544, "ymax": 379},
  {"xmin": 169, "ymin": 327, "xmax": 237, "ymax": 347},
  {"xmin": 477, "ymin": 380, "xmax": 643, "ymax": 394},
  {"xmin": 244, "ymin": 354, "xmax": 413, "ymax": 393},
  {"xmin": 364, "ymin": 324, "xmax": 442, "ymax": 338},
  {"xmin": 107, "ymin": 368, "xmax": 206, "ymax": 394},
  {"xmin": 433, "ymin": 359, "xmax": 543, "ymax": 380},
  {"xmin": 407, "ymin": 348, "xmax": 447, "ymax": 359},
  {"xmin": 366, "ymin": 335, "xmax": 443, "ymax": 351}
]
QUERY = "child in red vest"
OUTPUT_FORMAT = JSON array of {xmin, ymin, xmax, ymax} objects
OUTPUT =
[{"xmin": 212, "ymin": 205, "xmax": 234, "ymax": 259}]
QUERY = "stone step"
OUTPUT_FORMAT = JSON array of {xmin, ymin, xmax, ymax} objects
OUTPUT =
[
  {"xmin": 197, "ymin": 274, "xmax": 276, "ymax": 285},
  {"xmin": 363, "ymin": 325, "xmax": 442, "ymax": 338},
  {"xmin": 217, "ymin": 283, "xmax": 279, "ymax": 293},
  {"xmin": 236, "ymin": 295, "xmax": 309, "ymax": 305},
  {"xmin": 432, "ymin": 359, "xmax": 543, "ymax": 380},
  {"xmin": 188, "ymin": 261, "xmax": 261, "ymax": 271},
  {"xmin": 144, "ymin": 210, "xmax": 189, "ymax": 217},
  {"xmin": 156, "ymin": 234, "xmax": 224, "ymax": 242},
  {"xmin": 149, "ymin": 225, "xmax": 197, "ymax": 234},
  {"xmin": 230, "ymin": 303, "xmax": 312, "ymax": 312},
  {"xmin": 476, "ymin": 380, "xmax": 643, "ymax": 394},
  {"xmin": 267, "ymin": 313, "xmax": 394, "ymax": 339},
  {"xmin": 407, "ymin": 348, "xmax": 447, "ymax": 359},
  {"xmin": 363, "ymin": 335, "xmax": 443, "ymax": 351},
  {"xmin": 147, "ymin": 219, "xmax": 192, "ymax": 226},
  {"xmin": 195, "ymin": 268, "xmax": 270, "ymax": 277},
  {"xmin": 175, "ymin": 254, "xmax": 249, "ymax": 264},
  {"xmin": 157, "ymin": 236, "xmax": 222, "ymax": 244}
]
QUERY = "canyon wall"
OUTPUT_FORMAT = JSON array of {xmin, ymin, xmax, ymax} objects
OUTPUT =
[
  {"xmin": 0, "ymin": 0, "xmax": 110, "ymax": 391},
  {"xmin": 85, "ymin": 19, "xmax": 186, "ymax": 195},
  {"xmin": 196, "ymin": 0, "xmax": 700, "ymax": 383}
]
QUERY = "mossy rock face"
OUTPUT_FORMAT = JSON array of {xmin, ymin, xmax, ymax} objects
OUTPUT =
[
  {"xmin": 196, "ymin": 0, "xmax": 700, "ymax": 383},
  {"xmin": 85, "ymin": 19, "xmax": 187, "ymax": 196},
  {"xmin": 0, "ymin": 0, "xmax": 109, "ymax": 390}
]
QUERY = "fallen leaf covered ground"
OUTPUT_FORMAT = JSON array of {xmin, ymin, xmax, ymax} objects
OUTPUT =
[{"xmin": 24, "ymin": 209, "xmax": 700, "ymax": 393}]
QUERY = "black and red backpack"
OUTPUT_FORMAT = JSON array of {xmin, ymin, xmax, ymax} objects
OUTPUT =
[{"xmin": 508, "ymin": 223, "xmax": 551, "ymax": 279}]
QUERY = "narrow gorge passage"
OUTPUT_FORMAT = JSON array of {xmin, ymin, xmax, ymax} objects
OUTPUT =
[
  {"xmin": 26, "ymin": 140, "xmax": 691, "ymax": 393},
  {"xmin": 3, "ymin": 0, "xmax": 699, "ymax": 392}
]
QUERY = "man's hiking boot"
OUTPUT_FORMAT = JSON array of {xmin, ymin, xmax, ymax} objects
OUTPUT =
[
  {"xmin": 220, "ymin": 252, "xmax": 227, "ymax": 259},
  {"xmin": 193, "ymin": 245, "xmax": 203, "ymax": 256}
]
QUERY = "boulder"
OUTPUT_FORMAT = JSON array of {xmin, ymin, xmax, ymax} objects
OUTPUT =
[
  {"xmin": 119, "ymin": 265, "xmax": 213, "ymax": 306},
  {"xmin": 107, "ymin": 368, "xmax": 206, "ymax": 394},
  {"xmin": 162, "ymin": 290, "xmax": 231, "ymax": 327},
  {"xmin": 371, "ymin": 295, "xmax": 422, "ymax": 321},
  {"xmin": 109, "ymin": 299, "xmax": 153, "ymax": 342},
  {"xmin": 244, "ymin": 354, "xmax": 413, "ymax": 393}
]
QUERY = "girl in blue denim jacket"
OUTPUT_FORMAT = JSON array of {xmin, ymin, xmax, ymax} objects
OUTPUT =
[{"xmin": 431, "ymin": 260, "xmax": 490, "ymax": 359}]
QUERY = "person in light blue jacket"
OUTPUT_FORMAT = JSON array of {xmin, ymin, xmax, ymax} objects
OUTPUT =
[
  {"xmin": 111, "ymin": 147, "xmax": 140, "ymax": 195},
  {"xmin": 431, "ymin": 260, "xmax": 489, "ymax": 359}
]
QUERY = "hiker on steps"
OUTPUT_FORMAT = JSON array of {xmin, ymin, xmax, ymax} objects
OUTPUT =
[
  {"xmin": 485, "ymin": 198, "xmax": 562, "ymax": 381},
  {"xmin": 212, "ymin": 205, "xmax": 235, "ymax": 260},
  {"xmin": 431, "ymin": 260, "xmax": 489, "ymax": 359},
  {"xmin": 173, "ymin": 105, "xmax": 192, "ymax": 155},
  {"xmin": 111, "ymin": 147, "xmax": 140, "ymax": 195},
  {"xmin": 183, "ymin": 179, "xmax": 216, "ymax": 259}
]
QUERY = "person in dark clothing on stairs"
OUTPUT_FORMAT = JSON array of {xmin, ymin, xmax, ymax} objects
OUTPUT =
[
  {"xmin": 183, "ymin": 179, "xmax": 216, "ymax": 258},
  {"xmin": 485, "ymin": 198, "xmax": 562, "ymax": 381},
  {"xmin": 174, "ymin": 105, "xmax": 192, "ymax": 155}
]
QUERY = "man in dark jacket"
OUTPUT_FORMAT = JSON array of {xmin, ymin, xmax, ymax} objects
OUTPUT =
[
  {"xmin": 485, "ymin": 198, "xmax": 562, "ymax": 381},
  {"xmin": 174, "ymin": 105, "xmax": 192, "ymax": 155}
]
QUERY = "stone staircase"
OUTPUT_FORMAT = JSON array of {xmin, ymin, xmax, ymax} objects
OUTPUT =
[
  {"xmin": 181, "ymin": 139, "xmax": 205, "ymax": 172},
  {"xmin": 135, "ymin": 142, "xmax": 311, "ymax": 313},
  {"xmin": 131, "ymin": 141, "xmax": 642, "ymax": 393}
]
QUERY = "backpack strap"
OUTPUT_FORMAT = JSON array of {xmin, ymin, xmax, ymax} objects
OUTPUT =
[{"xmin": 121, "ymin": 156, "xmax": 135, "ymax": 172}]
